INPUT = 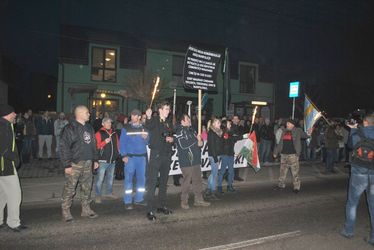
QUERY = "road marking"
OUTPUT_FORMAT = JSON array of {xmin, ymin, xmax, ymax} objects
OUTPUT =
[{"xmin": 199, "ymin": 230, "xmax": 302, "ymax": 250}]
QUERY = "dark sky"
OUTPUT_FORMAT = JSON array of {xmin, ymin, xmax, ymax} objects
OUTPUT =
[{"xmin": 2, "ymin": 0, "xmax": 374, "ymax": 117}]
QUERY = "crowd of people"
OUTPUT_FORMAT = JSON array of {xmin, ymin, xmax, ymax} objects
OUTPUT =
[{"xmin": 1, "ymin": 102, "xmax": 374, "ymax": 246}]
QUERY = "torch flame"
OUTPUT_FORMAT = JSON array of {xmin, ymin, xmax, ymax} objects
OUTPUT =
[{"xmin": 150, "ymin": 76, "xmax": 160, "ymax": 108}]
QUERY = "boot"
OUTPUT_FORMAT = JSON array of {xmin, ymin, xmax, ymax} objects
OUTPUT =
[
  {"xmin": 62, "ymin": 207, "xmax": 74, "ymax": 222},
  {"xmin": 81, "ymin": 204, "xmax": 98, "ymax": 219},
  {"xmin": 227, "ymin": 185, "xmax": 236, "ymax": 193}
]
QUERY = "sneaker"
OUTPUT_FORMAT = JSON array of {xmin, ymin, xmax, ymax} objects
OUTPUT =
[
  {"xmin": 157, "ymin": 206, "xmax": 173, "ymax": 215},
  {"xmin": 273, "ymin": 186, "xmax": 285, "ymax": 191},
  {"xmin": 181, "ymin": 202, "xmax": 190, "ymax": 210},
  {"xmin": 234, "ymin": 176, "xmax": 244, "ymax": 182},
  {"xmin": 8, "ymin": 224, "xmax": 27, "ymax": 232},
  {"xmin": 194, "ymin": 200, "xmax": 210, "ymax": 207},
  {"xmin": 125, "ymin": 204, "xmax": 134, "ymax": 210},
  {"xmin": 104, "ymin": 194, "xmax": 117, "ymax": 200},
  {"xmin": 340, "ymin": 229, "xmax": 354, "ymax": 239},
  {"xmin": 146, "ymin": 212, "xmax": 156, "ymax": 221},
  {"xmin": 227, "ymin": 185, "xmax": 236, "ymax": 193},
  {"xmin": 134, "ymin": 200, "xmax": 147, "ymax": 206},
  {"xmin": 95, "ymin": 196, "xmax": 102, "ymax": 204}
]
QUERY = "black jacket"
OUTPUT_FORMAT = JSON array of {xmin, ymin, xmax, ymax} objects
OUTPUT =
[
  {"xmin": 222, "ymin": 130, "xmax": 239, "ymax": 156},
  {"xmin": 0, "ymin": 118, "xmax": 20, "ymax": 176},
  {"xmin": 95, "ymin": 127, "xmax": 120, "ymax": 163},
  {"xmin": 144, "ymin": 116, "xmax": 174, "ymax": 156},
  {"xmin": 60, "ymin": 120, "xmax": 98, "ymax": 168},
  {"xmin": 174, "ymin": 125, "xmax": 201, "ymax": 168},
  {"xmin": 207, "ymin": 129, "xmax": 223, "ymax": 162},
  {"xmin": 259, "ymin": 124, "xmax": 274, "ymax": 141}
]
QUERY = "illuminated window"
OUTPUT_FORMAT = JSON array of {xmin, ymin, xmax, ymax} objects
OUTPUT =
[{"xmin": 91, "ymin": 47, "xmax": 117, "ymax": 82}]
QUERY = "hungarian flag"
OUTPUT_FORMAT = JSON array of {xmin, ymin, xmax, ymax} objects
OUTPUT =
[{"xmin": 235, "ymin": 132, "xmax": 261, "ymax": 172}]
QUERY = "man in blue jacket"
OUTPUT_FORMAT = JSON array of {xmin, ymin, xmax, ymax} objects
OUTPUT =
[
  {"xmin": 341, "ymin": 113, "xmax": 374, "ymax": 246},
  {"xmin": 120, "ymin": 109, "xmax": 149, "ymax": 210}
]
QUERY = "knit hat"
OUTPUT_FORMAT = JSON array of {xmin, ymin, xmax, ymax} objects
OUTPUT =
[
  {"xmin": 131, "ymin": 109, "xmax": 142, "ymax": 116},
  {"xmin": 286, "ymin": 119, "xmax": 297, "ymax": 126},
  {"xmin": 0, "ymin": 104, "xmax": 15, "ymax": 117}
]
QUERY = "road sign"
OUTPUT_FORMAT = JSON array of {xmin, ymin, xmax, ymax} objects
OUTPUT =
[{"xmin": 289, "ymin": 81, "xmax": 300, "ymax": 98}]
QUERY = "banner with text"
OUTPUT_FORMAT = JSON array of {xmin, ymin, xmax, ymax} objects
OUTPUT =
[
  {"xmin": 147, "ymin": 139, "xmax": 253, "ymax": 175},
  {"xmin": 183, "ymin": 45, "xmax": 221, "ymax": 91}
]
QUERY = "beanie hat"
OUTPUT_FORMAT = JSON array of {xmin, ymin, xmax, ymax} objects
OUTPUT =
[{"xmin": 0, "ymin": 104, "xmax": 15, "ymax": 117}]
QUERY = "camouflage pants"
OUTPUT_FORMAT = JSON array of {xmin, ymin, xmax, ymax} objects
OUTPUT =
[
  {"xmin": 62, "ymin": 160, "xmax": 93, "ymax": 210},
  {"xmin": 278, "ymin": 154, "xmax": 300, "ymax": 190}
]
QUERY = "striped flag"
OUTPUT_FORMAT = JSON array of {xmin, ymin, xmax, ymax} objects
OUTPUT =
[{"xmin": 304, "ymin": 95, "xmax": 322, "ymax": 136}]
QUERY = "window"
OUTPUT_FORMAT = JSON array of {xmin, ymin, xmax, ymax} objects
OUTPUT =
[
  {"xmin": 172, "ymin": 55, "xmax": 184, "ymax": 77},
  {"xmin": 91, "ymin": 47, "xmax": 117, "ymax": 82},
  {"xmin": 239, "ymin": 64, "xmax": 256, "ymax": 93}
]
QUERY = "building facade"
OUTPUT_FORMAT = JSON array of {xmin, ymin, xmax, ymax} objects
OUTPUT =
[{"xmin": 57, "ymin": 26, "xmax": 275, "ymax": 119}]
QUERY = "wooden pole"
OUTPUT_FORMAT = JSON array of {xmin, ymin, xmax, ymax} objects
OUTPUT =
[{"xmin": 198, "ymin": 89, "xmax": 202, "ymax": 136}]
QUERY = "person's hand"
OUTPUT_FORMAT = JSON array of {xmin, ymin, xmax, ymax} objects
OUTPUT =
[
  {"xmin": 146, "ymin": 108, "xmax": 152, "ymax": 119},
  {"xmin": 105, "ymin": 138, "xmax": 111, "ymax": 143},
  {"xmin": 346, "ymin": 122, "xmax": 358, "ymax": 129},
  {"xmin": 166, "ymin": 136, "xmax": 174, "ymax": 143},
  {"xmin": 122, "ymin": 157, "xmax": 128, "ymax": 164},
  {"xmin": 141, "ymin": 133, "xmax": 148, "ymax": 139},
  {"xmin": 65, "ymin": 167, "xmax": 73, "ymax": 175},
  {"xmin": 93, "ymin": 162, "xmax": 99, "ymax": 169}
]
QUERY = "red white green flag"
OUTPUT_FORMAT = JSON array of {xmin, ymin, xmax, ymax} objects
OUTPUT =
[{"xmin": 237, "ymin": 132, "xmax": 261, "ymax": 172}]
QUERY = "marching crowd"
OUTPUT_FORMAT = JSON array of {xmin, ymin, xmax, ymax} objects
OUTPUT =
[{"xmin": 1, "ymin": 102, "xmax": 374, "ymax": 246}]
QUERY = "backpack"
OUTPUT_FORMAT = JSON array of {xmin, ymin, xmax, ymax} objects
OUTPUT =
[{"xmin": 351, "ymin": 129, "xmax": 374, "ymax": 168}]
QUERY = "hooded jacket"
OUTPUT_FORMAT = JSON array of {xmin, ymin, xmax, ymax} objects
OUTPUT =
[{"xmin": 0, "ymin": 118, "xmax": 20, "ymax": 176}]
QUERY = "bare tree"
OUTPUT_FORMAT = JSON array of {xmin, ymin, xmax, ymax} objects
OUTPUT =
[{"xmin": 118, "ymin": 70, "xmax": 161, "ymax": 106}]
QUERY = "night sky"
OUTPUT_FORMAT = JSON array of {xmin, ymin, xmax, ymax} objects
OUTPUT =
[{"xmin": 1, "ymin": 0, "xmax": 374, "ymax": 117}]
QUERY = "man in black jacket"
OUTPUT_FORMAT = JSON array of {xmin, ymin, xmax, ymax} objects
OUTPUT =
[
  {"xmin": 174, "ymin": 114, "xmax": 210, "ymax": 209},
  {"xmin": 0, "ymin": 105, "xmax": 27, "ymax": 232},
  {"xmin": 144, "ymin": 101, "xmax": 174, "ymax": 221},
  {"xmin": 60, "ymin": 105, "xmax": 99, "ymax": 222}
]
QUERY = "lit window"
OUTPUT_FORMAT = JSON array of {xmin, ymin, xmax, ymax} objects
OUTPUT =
[{"xmin": 91, "ymin": 47, "xmax": 117, "ymax": 82}]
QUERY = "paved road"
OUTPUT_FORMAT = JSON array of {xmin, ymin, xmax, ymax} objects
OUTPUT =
[{"xmin": 1, "ymin": 172, "xmax": 373, "ymax": 250}]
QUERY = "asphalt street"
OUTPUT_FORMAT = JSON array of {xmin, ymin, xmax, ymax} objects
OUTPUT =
[{"xmin": 1, "ymin": 171, "xmax": 373, "ymax": 250}]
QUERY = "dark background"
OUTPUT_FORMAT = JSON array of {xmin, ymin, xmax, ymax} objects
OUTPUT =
[{"xmin": 1, "ymin": 0, "xmax": 373, "ymax": 117}]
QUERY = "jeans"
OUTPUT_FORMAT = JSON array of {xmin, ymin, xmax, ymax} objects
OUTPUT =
[
  {"xmin": 259, "ymin": 139, "xmax": 272, "ymax": 163},
  {"xmin": 343, "ymin": 166, "xmax": 374, "ymax": 240},
  {"xmin": 124, "ymin": 156, "xmax": 146, "ymax": 204},
  {"xmin": 218, "ymin": 155, "xmax": 234, "ymax": 187},
  {"xmin": 22, "ymin": 135, "xmax": 33, "ymax": 163},
  {"xmin": 207, "ymin": 156, "xmax": 219, "ymax": 192},
  {"xmin": 95, "ymin": 162, "xmax": 115, "ymax": 196},
  {"xmin": 326, "ymin": 149, "xmax": 337, "ymax": 171}
]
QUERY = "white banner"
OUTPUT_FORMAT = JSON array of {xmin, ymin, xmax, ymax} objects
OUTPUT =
[{"xmin": 147, "ymin": 139, "xmax": 249, "ymax": 175}]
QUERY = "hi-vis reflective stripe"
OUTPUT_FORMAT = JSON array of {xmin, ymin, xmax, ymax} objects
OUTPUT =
[
  {"xmin": 11, "ymin": 124, "xmax": 16, "ymax": 174},
  {"xmin": 125, "ymin": 190, "xmax": 133, "ymax": 194},
  {"xmin": 138, "ymin": 188, "xmax": 146, "ymax": 192}
]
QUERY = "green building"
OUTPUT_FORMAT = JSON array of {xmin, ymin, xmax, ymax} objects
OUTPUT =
[{"xmin": 57, "ymin": 26, "xmax": 274, "ymax": 119}]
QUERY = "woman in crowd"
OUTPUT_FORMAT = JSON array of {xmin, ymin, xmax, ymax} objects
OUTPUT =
[
  {"xmin": 206, "ymin": 117, "xmax": 223, "ymax": 199},
  {"xmin": 217, "ymin": 119, "xmax": 237, "ymax": 193}
]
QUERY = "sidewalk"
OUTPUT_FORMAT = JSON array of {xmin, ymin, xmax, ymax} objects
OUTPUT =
[{"xmin": 18, "ymin": 160, "xmax": 350, "ymax": 205}]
